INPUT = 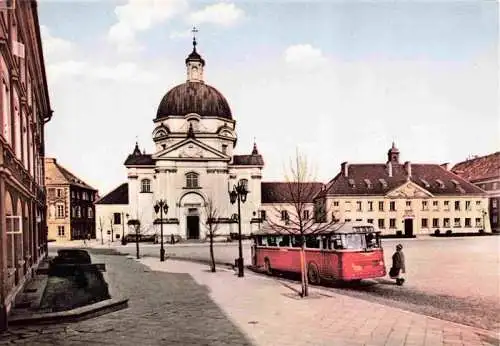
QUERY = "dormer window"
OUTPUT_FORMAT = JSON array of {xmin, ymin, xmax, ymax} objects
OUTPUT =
[
  {"xmin": 436, "ymin": 179, "xmax": 445, "ymax": 188},
  {"xmin": 222, "ymin": 144, "xmax": 227, "ymax": 155},
  {"xmin": 141, "ymin": 179, "xmax": 151, "ymax": 193},
  {"xmin": 379, "ymin": 179, "xmax": 388, "ymax": 188},
  {"xmin": 186, "ymin": 172, "xmax": 199, "ymax": 188},
  {"xmin": 348, "ymin": 179, "xmax": 356, "ymax": 188},
  {"xmin": 420, "ymin": 178, "xmax": 430, "ymax": 188},
  {"xmin": 364, "ymin": 179, "xmax": 372, "ymax": 189}
]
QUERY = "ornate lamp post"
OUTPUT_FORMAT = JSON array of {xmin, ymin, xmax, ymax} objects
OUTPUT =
[
  {"xmin": 154, "ymin": 200, "xmax": 169, "ymax": 262},
  {"xmin": 228, "ymin": 180, "xmax": 248, "ymax": 277}
]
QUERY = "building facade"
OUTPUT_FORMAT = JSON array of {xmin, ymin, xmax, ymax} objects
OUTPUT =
[
  {"xmin": 452, "ymin": 152, "xmax": 500, "ymax": 233},
  {"xmin": 315, "ymin": 144, "xmax": 491, "ymax": 236},
  {"xmin": 94, "ymin": 183, "xmax": 128, "ymax": 243},
  {"xmin": 0, "ymin": 0, "xmax": 52, "ymax": 330},
  {"xmin": 105, "ymin": 36, "xmax": 265, "ymax": 241},
  {"xmin": 44, "ymin": 158, "xmax": 97, "ymax": 242}
]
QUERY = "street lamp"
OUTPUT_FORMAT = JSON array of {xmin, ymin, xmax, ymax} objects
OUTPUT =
[
  {"xmin": 121, "ymin": 213, "xmax": 129, "ymax": 245},
  {"xmin": 228, "ymin": 180, "xmax": 248, "ymax": 277},
  {"xmin": 154, "ymin": 200, "xmax": 169, "ymax": 262}
]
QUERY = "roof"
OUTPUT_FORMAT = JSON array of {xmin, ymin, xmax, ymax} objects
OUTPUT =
[
  {"xmin": 321, "ymin": 163, "xmax": 485, "ymax": 197},
  {"xmin": 96, "ymin": 183, "xmax": 128, "ymax": 205},
  {"xmin": 124, "ymin": 142, "xmax": 155, "ymax": 166},
  {"xmin": 232, "ymin": 154, "xmax": 264, "ymax": 166},
  {"xmin": 156, "ymin": 81, "xmax": 232, "ymax": 120},
  {"xmin": 261, "ymin": 182, "xmax": 324, "ymax": 203},
  {"xmin": 451, "ymin": 152, "xmax": 500, "ymax": 182},
  {"xmin": 44, "ymin": 158, "xmax": 96, "ymax": 191}
]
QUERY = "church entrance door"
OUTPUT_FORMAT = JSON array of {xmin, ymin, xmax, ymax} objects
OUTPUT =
[{"xmin": 187, "ymin": 215, "xmax": 200, "ymax": 239}]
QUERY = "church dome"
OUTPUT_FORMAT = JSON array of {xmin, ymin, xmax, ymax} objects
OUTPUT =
[{"xmin": 156, "ymin": 81, "xmax": 233, "ymax": 119}]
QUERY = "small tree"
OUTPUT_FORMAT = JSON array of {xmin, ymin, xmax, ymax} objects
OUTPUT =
[
  {"xmin": 264, "ymin": 149, "xmax": 337, "ymax": 297},
  {"xmin": 203, "ymin": 197, "xmax": 221, "ymax": 272}
]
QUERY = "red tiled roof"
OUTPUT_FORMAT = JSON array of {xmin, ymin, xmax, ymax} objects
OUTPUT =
[
  {"xmin": 451, "ymin": 152, "xmax": 500, "ymax": 182},
  {"xmin": 45, "ymin": 158, "xmax": 96, "ymax": 191},
  {"xmin": 322, "ymin": 163, "xmax": 485, "ymax": 197},
  {"xmin": 96, "ymin": 183, "xmax": 128, "ymax": 205},
  {"xmin": 261, "ymin": 182, "xmax": 324, "ymax": 203}
]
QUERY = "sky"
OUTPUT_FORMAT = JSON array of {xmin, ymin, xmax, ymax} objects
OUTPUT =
[{"xmin": 38, "ymin": 0, "xmax": 499, "ymax": 197}]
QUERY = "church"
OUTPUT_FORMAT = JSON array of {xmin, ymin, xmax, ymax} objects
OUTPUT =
[{"xmin": 96, "ymin": 34, "xmax": 267, "ymax": 241}]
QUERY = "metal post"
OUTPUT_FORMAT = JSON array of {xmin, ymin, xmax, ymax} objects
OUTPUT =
[
  {"xmin": 237, "ymin": 195, "xmax": 244, "ymax": 277},
  {"xmin": 121, "ymin": 212, "xmax": 125, "ymax": 244},
  {"xmin": 160, "ymin": 207, "xmax": 165, "ymax": 262},
  {"xmin": 135, "ymin": 225, "xmax": 140, "ymax": 259}
]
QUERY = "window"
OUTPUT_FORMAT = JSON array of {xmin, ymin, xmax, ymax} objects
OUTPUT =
[
  {"xmin": 493, "ymin": 200, "xmax": 498, "ymax": 209},
  {"xmin": 56, "ymin": 204, "xmax": 64, "ymax": 218},
  {"xmin": 465, "ymin": 218, "xmax": 471, "ymax": 227},
  {"xmin": 378, "ymin": 201, "xmax": 384, "ymax": 211},
  {"xmin": 421, "ymin": 201, "xmax": 428, "ymax": 211},
  {"xmin": 465, "ymin": 201, "xmax": 471, "ymax": 211},
  {"xmin": 389, "ymin": 201, "xmax": 396, "ymax": 211},
  {"xmin": 433, "ymin": 201, "xmax": 439, "ymax": 208},
  {"xmin": 141, "ymin": 179, "xmax": 151, "ymax": 192},
  {"xmin": 221, "ymin": 144, "xmax": 227, "ymax": 154},
  {"xmin": 443, "ymin": 218, "xmax": 450, "ymax": 227},
  {"xmin": 368, "ymin": 201, "xmax": 373, "ymax": 211},
  {"xmin": 57, "ymin": 226, "xmax": 65, "ymax": 237},
  {"xmin": 405, "ymin": 201, "xmax": 411, "ymax": 208},
  {"xmin": 76, "ymin": 206, "xmax": 81, "ymax": 218},
  {"xmin": 2, "ymin": 81, "xmax": 11, "ymax": 144},
  {"xmin": 493, "ymin": 182, "xmax": 498, "ymax": 190},
  {"xmin": 454, "ymin": 218, "xmax": 461, "ymax": 227},
  {"xmin": 345, "ymin": 218, "xmax": 352, "ymax": 222},
  {"xmin": 260, "ymin": 210, "xmax": 266, "ymax": 220},
  {"xmin": 454, "ymin": 201, "xmax": 460, "ymax": 211},
  {"xmin": 367, "ymin": 219, "xmax": 373, "ymax": 224},
  {"xmin": 71, "ymin": 191, "xmax": 75, "ymax": 199},
  {"xmin": 333, "ymin": 201, "xmax": 339, "ymax": 207},
  {"xmin": 432, "ymin": 218, "xmax": 439, "ymax": 228},
  {"xmin": 356, "ymin": 201, "xmax": 362, "ymax": 211},
  {"xmin": 389, "ymin": 218, "xmax": 396, "ymax": 228},
  {"xmin": 281, "ymin": 210, "xmax": 289, "ymax": 222},
  {"xmin": 88, "ymin": 208, "xmax": 93, "ymax": 219},
  {"xmin": 476, "ymin": 200, "xmax": 481, "ymax": 207},
  {"xmin": 475, "ymin": 218, "xmax": 482, "ymax": 227},
  {"xmin": 303, "ymin": 209, "xmax": 309, "ymax": 220},
  {"xmin": 421, "ymin": 218, "xmax": 428, "ymax": 228},
  {"xmin": 444, "ymin": 201, "xmax": 450, "ymax": 210},
  {"xmin": 378, "ymin": 219, "xmax": 385, "ymax": 229},
  {"xmin": 305, "ymin": 236, "xmax": 320, "ymax": 249},
  {"xmin": 56, "ymin": 188, "xmax": 62, "ymax": 197},
  {"xmin": 278, "ymin": 235, "xmax": 290, "ymax": 247},
  {"xmin": 48, "ymin": 188, "xmax": 55, "ymax": 198},
  {"xmin": 185, "ymin": 173, "xmax": 198, "ymax": 189},
  {"xmin": 113, "ymin": 213, "xmax": 121, "ymax": 225}
]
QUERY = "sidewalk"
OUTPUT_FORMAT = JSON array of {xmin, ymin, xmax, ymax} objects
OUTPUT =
[{"xmin": 139, "ymin": 258, "xmax": 499, "ymax": 346}]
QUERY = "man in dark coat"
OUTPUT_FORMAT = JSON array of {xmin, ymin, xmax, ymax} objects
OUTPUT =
[{"xmin": 389, "ymin": 244, "xmax": 406, "ymax": 285}]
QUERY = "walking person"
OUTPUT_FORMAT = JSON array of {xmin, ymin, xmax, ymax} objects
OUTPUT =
[{"xmin": 389, "ymin": 244, "xmax": 406, "ymax": 285}]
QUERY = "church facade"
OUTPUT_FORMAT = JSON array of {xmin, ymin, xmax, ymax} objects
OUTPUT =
[{"xmin": 121, "ymin": 37, "xmax": 264, "ymax": 240}]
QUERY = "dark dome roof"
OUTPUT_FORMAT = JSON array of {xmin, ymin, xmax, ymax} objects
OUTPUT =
[{"xmin": 156, "ymin": 82, "xmax": 232, "ymax": 119}]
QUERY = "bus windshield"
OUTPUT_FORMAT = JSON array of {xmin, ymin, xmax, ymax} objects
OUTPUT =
[{"xmin": 341, "ymin": 232, "xmax": 380, "ymax": 250}]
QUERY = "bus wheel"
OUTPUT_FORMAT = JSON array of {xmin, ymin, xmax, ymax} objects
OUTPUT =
[
  {"xmin": 264, "ymin": 258, "xmax": 272, "ymax": 275},
  {"xmin": 307, "ymin": 263, "xmax": 321, "ymax": 285}
]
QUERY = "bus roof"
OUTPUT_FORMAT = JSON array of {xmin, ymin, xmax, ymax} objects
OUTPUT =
[{"xmin": 253, "ymin": 221, "xmax": 380, "ymax": 236}]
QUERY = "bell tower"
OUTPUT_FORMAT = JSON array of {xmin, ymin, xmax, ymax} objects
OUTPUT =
[{"xmin": 186, "ymin": 27, "xmax": 205, "ymax": 82}]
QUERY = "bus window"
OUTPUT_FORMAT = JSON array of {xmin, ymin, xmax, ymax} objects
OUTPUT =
[
  {"xmin": 256, "ymin": 236, "xmax": 264, "ymax": 246},
  {"xmin": 342, "ymin": 234, "xmax": 364, "ymax": 249},
  {"xmin": 267, "ymin": 236, "xmax": 278, "ymax": 247},
  {"xmin": 365, "ymin": 233, "xmax": 380, "ymax": 249},
  {"xmin": 321, "ymin": 236, "xmax": 328, "ymax": 250},
  {"xmin": 332, "ymin": 235, "xmax": 343, "ymax": 250},
  {"xmin": 279, "ymin": 235, "xmax": 290, "ymax": 247},
  {"xmin": 291, "ymin": 235, "xmax": 303, "ymax": 248},
  {"xmin": 305, "ymin": 235, "xmax": 320, "ymax": 249}
]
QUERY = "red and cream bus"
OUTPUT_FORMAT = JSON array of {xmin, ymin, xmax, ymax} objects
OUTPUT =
[{"xmin": 251, "ymin": 222, "xmax": 386, "ymax": 284}]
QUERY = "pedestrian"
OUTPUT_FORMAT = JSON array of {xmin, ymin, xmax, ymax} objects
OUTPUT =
[
  {"xmin": 170, "ymin": 234, "xmax": 175, "ymax": 245},
  {"xmin": 389, "ymin": 244, "xmax": 406, "ymax": 285}
]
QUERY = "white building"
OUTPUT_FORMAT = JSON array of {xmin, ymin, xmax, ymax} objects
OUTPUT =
[{"xmin": 99, "ymin": 37, "xmax": 265, "ymax": 241}]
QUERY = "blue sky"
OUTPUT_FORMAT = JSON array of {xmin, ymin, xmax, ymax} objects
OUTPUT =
[{"xmin": 38, "ymin": 0, "xmax": 499, "ymax": 196}]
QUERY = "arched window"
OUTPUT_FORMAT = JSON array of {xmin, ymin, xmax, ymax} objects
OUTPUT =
[
  {"xmin": 141, "ymin": 179, "xmax": 151, "ymax": 193},
  {"xmin": 88, "ymin": 207, "xmax": 93, "ymax": 219},
  {"xmin": 185, "ymin": 172, "xmax": 199, "ymax": 188}
]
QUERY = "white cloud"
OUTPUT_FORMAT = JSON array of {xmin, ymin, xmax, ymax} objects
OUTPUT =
[
  {"xmin": 189, "ymin": 2, "xmax": 244, "ymax": 27},
  {"xmin": 108, "ymin": 0, "xmax": 189, "ymax": 51},
  {"xmin": 47, "ymin": 60, "xmax": 158, "ymax": 84},
  {"xmin": 40, "ymin": 25, "xmax": 75, "ymax": 62},
  {"xmin": 169, "ymin": 29, "xmax": 193, "ymax": 39},
  {"xmin": 284, "ymin": 44, "xmax": 327, "ymax": 69}
]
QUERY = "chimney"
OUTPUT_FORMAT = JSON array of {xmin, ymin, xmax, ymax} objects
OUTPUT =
[
  {"xmin": 341, "ymin": 162, "xmax": 349, "ymax": 177},
  {"xmin": 387, "ymin": 161, "xmax": 393, "ymax": 177},
  {"xmin": 441, "ymin": 163, "xmax": 449, "ymax": 171},
  {"xmin": 404, "ymin": 161, "xmax": 411, "ymax": 178}
]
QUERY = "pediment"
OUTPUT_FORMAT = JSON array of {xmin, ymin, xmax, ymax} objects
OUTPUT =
[
  {"xmin": 386, "ymin": 181, "xmax": 433, "ymax": 199},
  {"xmin": 152, "ymin": 138, "xmax": 230, "ymax": 161}
]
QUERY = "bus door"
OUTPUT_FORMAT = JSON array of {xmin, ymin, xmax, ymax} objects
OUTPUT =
[{"xmin": 320, "ymin": 236, "xmax": 335, "ymax": 279}]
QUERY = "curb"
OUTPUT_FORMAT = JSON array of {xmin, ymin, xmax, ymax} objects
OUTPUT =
[{"xmin": 8, "ymin": 298, "xmax": 129, "ymax": 326}]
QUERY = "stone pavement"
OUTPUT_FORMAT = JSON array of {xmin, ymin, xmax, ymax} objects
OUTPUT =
[
  {"xmin": 140, "ymin": 258, "xmax": 500, "ymax": 346},
  {"xmin": 0, "ymin": 252, "xmax": 252, "ymax": 346}
]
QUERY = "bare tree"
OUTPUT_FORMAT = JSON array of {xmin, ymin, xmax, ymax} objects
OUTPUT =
[
  {"xmin": 98, "ymin": 217, "xmax": 104, "ymax": 245},
  {"xmin": 203, "ymin": 197, "xmax": 221, "ymax": 272},
  {"xmin": 264, "ymin": 149, "xmax": 337, "ymax": 297},
  {"xmin": 109, "ymin": 216, "xmax": 114, "ymax": 243}
]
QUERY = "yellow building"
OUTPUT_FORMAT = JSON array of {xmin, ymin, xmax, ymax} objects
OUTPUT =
[{"xmin": 317, "ymin": 144, "xmax": 491, "ymax": 236}]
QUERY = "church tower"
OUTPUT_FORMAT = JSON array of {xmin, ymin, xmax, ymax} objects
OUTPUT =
[{"xmin": 185, "ymin": 27, "xmax": 205, "ymax": 82}]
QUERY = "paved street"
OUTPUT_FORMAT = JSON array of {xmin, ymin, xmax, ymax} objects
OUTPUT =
[
  {"xmin": 2, "ymin": 250, "xmax": 498, "ymax": 346},
  {"xmin": 51, "ymin": 236, "xmax": 500, "ymax": 332}
]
